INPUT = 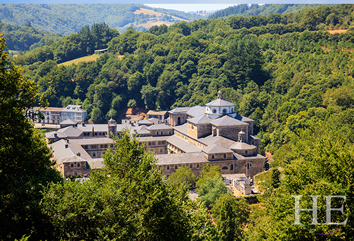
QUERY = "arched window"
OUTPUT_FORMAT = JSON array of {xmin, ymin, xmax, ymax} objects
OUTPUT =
[
  {"xmin": 177, "ymin": 117, "xmax": 181, "ymax": 125},
  {"xmin": 222, "ymin": 166, "xmax": 228, "ymax": 170},
  {"xmin": 230, "ymin": 164, "xmax": 233, "ymax": 170},
  {"xmin": 222, "ymin": 109, "xmax": 227, "ymax": 114},
  {"xmin": 167, "ymin": 166, "xmax": 170, "ymax": 170},
  {"xmin": 224, "ymin": 154, "xmax": 226, "ymax": 159},
  {"xmin": 213, "ymin": 109, "xmax": 217, "ymax": 113},
  {"xmin": 212, "ymin": 155, "xmax": 214, "ymax": 159},
  {"xmin": 190, "ymin": 164, "xmax": 193, "ymax": 168}
]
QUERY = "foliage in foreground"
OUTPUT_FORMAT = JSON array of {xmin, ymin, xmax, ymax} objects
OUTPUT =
[
  {"xmin": 0, "ymin": 36, "xmax": 62, "ymax": 240},
  {"xmin": 41, "ymin": 129, "xmax": 218, "ymax": 240},
  {"xmin": 167, "ymin": 164, "xmax": 197, "ymax": 188}
]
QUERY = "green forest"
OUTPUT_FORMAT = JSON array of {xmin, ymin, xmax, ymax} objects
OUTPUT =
[
  {"xmin": 2, "ymin": 3, "xmax": 354, "ymax": 240},
  {"xmin": 0, "ymin": 4, "xmax": 200, "ymax": 35},
  {"xmin": 208, "ymin": 4, "xmax": 327, "ymax": 19}
]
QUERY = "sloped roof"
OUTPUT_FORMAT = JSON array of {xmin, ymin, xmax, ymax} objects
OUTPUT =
[
  {"xmin": 148, "ymin": 124, "xmax": 173, "ymax": 130},
  {"xmin": 186, "ymin": 106, "xmax": 206, "ymax": 117},
  {"xmin": 156, "ymin": 153, "xmax": 207, "ymax": 165},
  {"xmin": 169, "ymin": 107, "xmax": 192, "ymax": 114},
  {"xmin": 187, "ymin": 114, "xmax": 211, "ymax": 124},
  {"xmin": 77, "ymin": 124, "xmax": 108, "ymax": 132},
  {"xmin": 60, "ymin": 119, "xmax": 77, "ymax": 125},
  {"xmin": 57, "ymin": 126, "xmax": 83, "ymax": 138},
  {"xmin": 138, "ymin": 119, "xmax": 153, "ymax": 125},
  {"xmin": 59, "ymin": 155, "xmax": 88, "ymax": 163},
  {"xmin": 230, "ymin": 142, "xmax": 257, "ymax": 151},
  {"xmin": 205, "ymin": 99, "xmax": 234, "ymax": 107},
  {"xmin": 45, "ymin": 131, "xmax": 67, "ymax": 139},
  {"xmin": 211, "ymin": 115, "xmax": 248, "ymax": 126},
  {"xmin": 88, "ymin": 158, "xmax": 105, "ymax": 169},
  {"xmin": 147, "ymin": 110, "xmax": 167, "ymax": 115},
  {"xmin": 202, "ymin": 144, "xmax": 233, "ymax": 154},
  {"xmin": 167, "ymin": 135, "xmax": 201, "ymax": 153}
]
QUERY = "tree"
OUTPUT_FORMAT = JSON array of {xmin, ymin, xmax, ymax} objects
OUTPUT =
[
  {"xmin": 270, "ymin": 168, "xmax": 281, "ymax": 189},
  {"xmin": 167, "ymin": 165, "xmax": 196, "ymax": 188},
  {"xmin": 196, "ymin": 163, "xmax": 222, "ymax": 188},
  {"xmin": 0, "ymin": 36, "xmax": 62, "ymax": 240},
  {"xmin": 41, "ymin": 129, "xmax": 217, "ymax": 240},
  {"xmin": 198, "ymin": 175, "xmax": 227, "ymax": 209},
  {"xmin": 212, "ymin": 193, "xmax": 250, "ymax": 241}
]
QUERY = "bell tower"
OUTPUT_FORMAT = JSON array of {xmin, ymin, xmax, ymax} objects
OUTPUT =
[{"xmin": 107, "ymin": 118, "xmax": 117, "ymax": 137}]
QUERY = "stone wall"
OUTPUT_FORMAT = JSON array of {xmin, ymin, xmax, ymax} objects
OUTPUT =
[
  {"xmin": 216, "ymin": 125, "xmax": 248, "ymax": 142},
  {"xmin": 62, "ymin": 161, "xmax": 91, "ymax": 177},
  {"xmin": 170, "ymin": 113, "xmax": 188, "ymax": 126}
]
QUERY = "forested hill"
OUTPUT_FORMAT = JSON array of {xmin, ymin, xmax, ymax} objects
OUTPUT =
[
  {"xmin": 0, "ymin": 22, "xmax": 62, "ymax": 51},
  {"xmin": 208, "ymin": 4, "xmax": 327, "ymax": 19},
  {"xmin": 0, "ymin": 4, "xmax": 201, "ymax": 35},
  {"xmin": 17, "ymin": 4, "xmax": 354, "ymax": 156}
]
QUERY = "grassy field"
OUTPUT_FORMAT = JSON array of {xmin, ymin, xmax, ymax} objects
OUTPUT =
[
  {"xmin": 328, "ymin": 29, "xmax": 347, "ymax": 34},
  {"xmin": 58, "ymin": 54, "xmax": 100, "ymax": 66},
  {"xmin": 136, "ymin": 21, "xmax": 172, "ymax": 28},
  {"xmin": 8, "ymin": 50, "xmax": 19, "ymax": 57},
  {"xmin": 134, "ymin": 8, "xmax": 187, "ymax": 21}
]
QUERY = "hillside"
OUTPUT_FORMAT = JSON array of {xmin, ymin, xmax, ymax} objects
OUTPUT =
[
  {"xmin": 208, "ymin": 4, "xmax": 328, "ymax": 19},
  {"xmin": 0, "ymin": 4, "xmax": 201, "ymax": 35},
  {"xmin": 0, "ymin": 22, "xmax": 62, "ymax": 51}
]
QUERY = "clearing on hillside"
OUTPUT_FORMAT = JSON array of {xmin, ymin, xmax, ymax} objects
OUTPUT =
[
  {"xmin": 134, "ymin": 8, "xmax": 187, "ymax": 21},
  {"xmin": 328, "ymin": 29, "xmax": 347, "ymax": 34},
  {"xmin": 136, "ymin": 21, "xmax": 171, "ymax": 28},
  {"xmin": 58, "ymin": 55, "xmax": 100, "ymax": 66}
]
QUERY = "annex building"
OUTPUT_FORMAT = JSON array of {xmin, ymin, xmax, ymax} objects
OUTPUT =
[{"xmin": 48, "ymin": 91, "xmax": 266, "ymax": 178}]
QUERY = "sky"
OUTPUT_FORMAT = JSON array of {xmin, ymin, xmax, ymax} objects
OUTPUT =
[{"xmin": 2, "ymin": 1, "xmax": 353, "ymax": 6}]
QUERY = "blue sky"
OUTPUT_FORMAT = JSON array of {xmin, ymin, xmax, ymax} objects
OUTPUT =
[{"xmin": 0, "ymin": 1, "xmax": 352, "ymax": 11}]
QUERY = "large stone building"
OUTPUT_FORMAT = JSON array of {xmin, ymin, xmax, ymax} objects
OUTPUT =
[
  {"xmin": 49, "ymin": 91, "xmax": 266, "ymax": 178},
  {"xmin": 30, "ymin": 105, "xmax": 87, "ymax": 124}
]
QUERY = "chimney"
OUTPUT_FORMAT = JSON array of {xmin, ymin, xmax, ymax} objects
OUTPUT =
[{"xmin": 77, "ymin": 152, "xmax": 81, "ymax": 157}]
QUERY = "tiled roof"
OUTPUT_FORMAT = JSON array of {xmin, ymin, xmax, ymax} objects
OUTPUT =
[
  {"xmin": 60, "ymin": 119, "xmax": 78, "ymax": 125},
  {"xmin": 62, "ymin": 105, "xmax": 86, "ymax": 113},
  {"xmin": 169, "ymin": 107, "xmax": 192, "ymax": 114},
  {"xmin": 167, "ymin": 135, "xmax": 201, "ymax": 153},
  {"xmin": 88, "ymin": 158, "xmax": 105, "ymax": 169},
  {"xmin": 57, "ymin": 126, "xmax": 83, "ymax": 137},
  {"xmin": 187, "ymin": 114, "xmax": 211, "ymax": 124},
  {"xmin": 70, "ymin": 138, "xmax": 113, "ymax": 145},
  {"xmin": 230, "ymin": 142, "xmax": 257, "ymax": 151},
  {"xmin": 45, "ymin": 131, "xmax": 67, "ymax": 139},
  {"xmin": 147, "ymin": 110, "xmax": 167, "ymax": 115},
  {"xmin": 202, "ymin": 144, "xmax": 233, "ymax": 154},
  {"xmin": 205, "ymin": 99, "xmax": 234, "ymax": 107},
  {"xmin": 186, "ymin": 106, "xmax": 206, "ymax": 117},
  {"xmin": 138, "ymin": 119, "xmax": 153, "ymax": 125},
  {"xmin": 156, "ymin": 153, "xmax": 207, "ymax": 165},
  {"xmin": 59, "ymin": 155, "xmax": 88, "ymax": 163},
  {"xmin": 78, "ymin": 124, "xmax": 108, "ymax": 132},
  {"xmin": 148, "ymin": 124, "xmax": 173, "ymax": 130},
  {"xmin": 211, "ymin": 115, "xmax": 248, "ymax": 126}
]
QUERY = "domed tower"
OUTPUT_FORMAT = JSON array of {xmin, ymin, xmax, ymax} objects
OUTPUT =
[
  {"xmin": 107, "ymin": 118, "xmax": 117, "ymax": 137},
  {"xmin": 205, "ymin": 90, "xmax": 236, "ymax": 119}
]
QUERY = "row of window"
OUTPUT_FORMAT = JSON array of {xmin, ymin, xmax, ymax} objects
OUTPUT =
[
  {"xmin": 83, "ymin": 132, "xmax": 107, "ymax": 136},
  {"xmin": 165, "ymin": 163, "xmax": 201, "ymax": 170},
  {"xmin": 211, "ymin": 153, "xmax": 228, "ymax": 159},
  {"xmin": 147, "ymin": 141, "xmax": 166, "ymax": 146},
  {"xmin": 82, "ymin": 144, "xmax": 113, "ymax": 149}
]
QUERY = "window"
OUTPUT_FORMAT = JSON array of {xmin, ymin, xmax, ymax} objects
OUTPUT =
[
  {"xmin": 90, "ymin": 145, "xmax": 93, "ymax": 149},
  {"xmin": 224, "ymin": 154, "xmax": 226, "ymax": 159},
  {"xmin": 213, "ymin": 109, "xmax": 216, "ymax": 113},
  {"xmin": 93, "ymin": 153, "xmax": 96, "ymax": 157},
  {"xmin": 212, "ymin": 155, "xmax": 214, "ymax": 159},
  {"xmin": 74, "ymin": 171, "xmax": 77, "ymax": 176},
  {"xmin": 104, "ymin": 144, "xmax": 108, "ymax": 148},
  {"xmin": 245, "ymin": 151, "xmax": 248, "ymax": 155},
  {"xmin": 222, "ymin": 109, "xmax": 227, "ymax": 114},
  {"xmin": 175, "ymin": 165, "xmax": 178, "ymax": 169},
  {"xmin": 231, "ymin": 108, "xmax": 234, "ymax": 112},
  {"xmin": 197, "ymin": 164, "xmax": 199, "ymax": 168},
  {"xmin": 156, "ymin": 131, "xmax": 159, "ymax": 135},
  {"xmin": 78, "ymin": 163, "xmax": 80, "ymax": 167},
  {"xmin": 190, "ymin": 164, "xmax": 193, "ymax": 168},
  {"xmin": 167, "ymin": 166, "xmax": 170, "ymax": 170},
  {"xmin": 222, "ymin": 166, "xmax": 228, "ymax": 170},
  {"xmin": 160, "ymin": 149, "xmax": 163, "ymax": 153},
  {"xmin": 158, "ymin": 141, "xmax": 161, "ymax": 145},
  {"xmin": 71, "ymin": 163, "xmax": 73, "ymax": 167},
  {"xmin": 100, "ymin": 145, "xmax": 103, "ymax": 148},
  {"xmin": 230, "ymin": 164, "xmax": 233, "ymax": 170}
]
